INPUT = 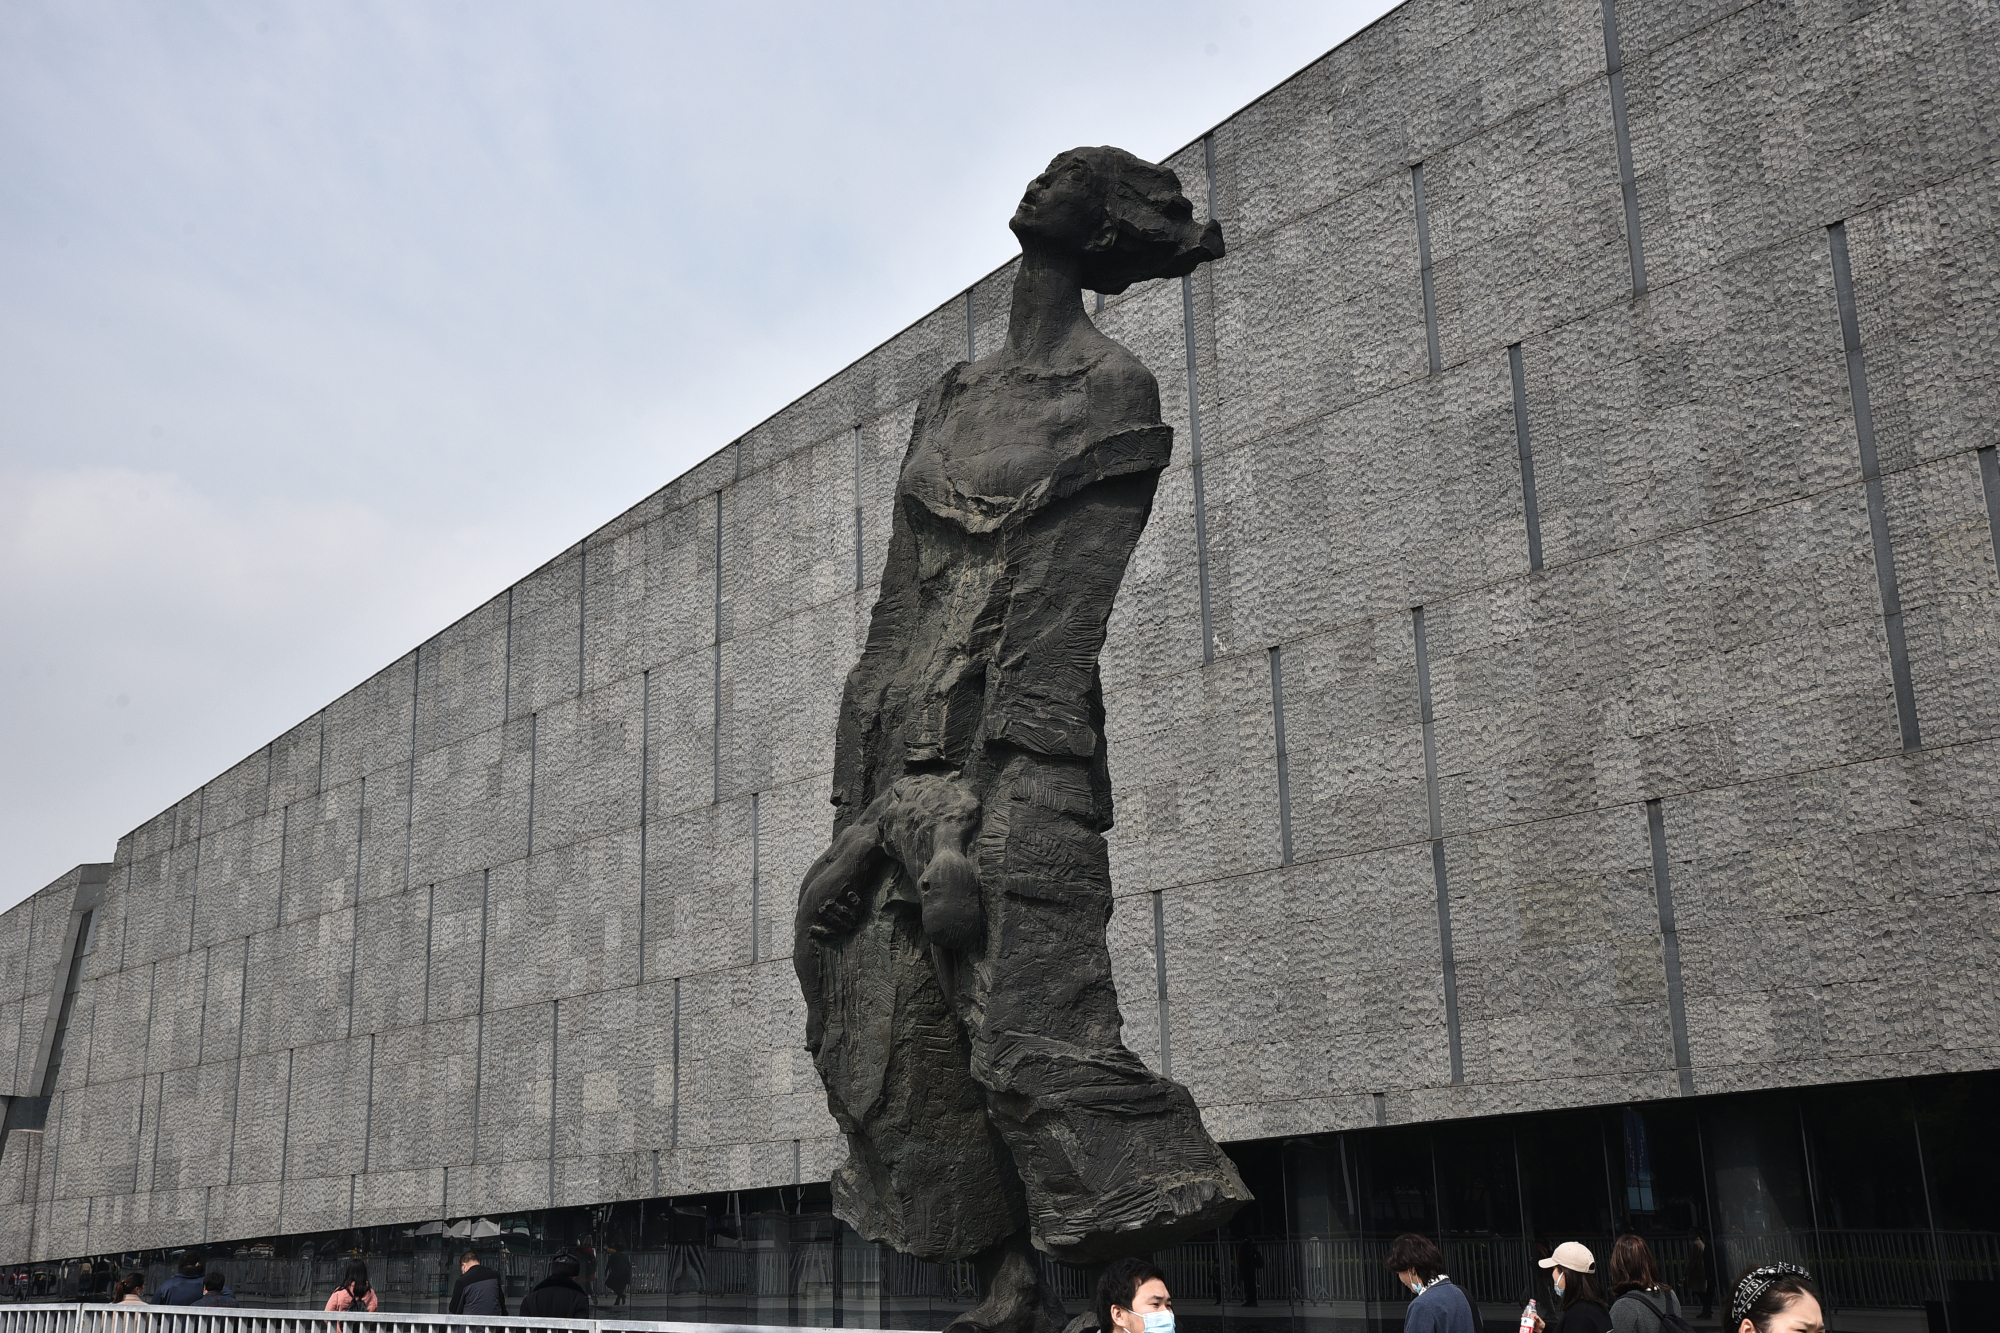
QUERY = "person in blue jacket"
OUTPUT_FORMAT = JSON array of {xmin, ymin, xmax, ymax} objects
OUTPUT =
[
  {"xmin": 149, "ymin": 1256, "xmax": 206, "ymax": 1305},
  {"xmin": 1386, "ymin": 1233, "xmax": 1477, "ymax": 1333}
]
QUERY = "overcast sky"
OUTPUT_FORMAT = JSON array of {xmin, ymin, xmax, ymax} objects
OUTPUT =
[{"xmin": 0, "ymin": 0, "xmax": 1400, "ymax": 913}]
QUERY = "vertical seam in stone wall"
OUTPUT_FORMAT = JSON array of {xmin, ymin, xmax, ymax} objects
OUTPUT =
[
  {"xmin": 276, "ymin": 1046, "xmax": 294, "ymax": 1227},
  {"xmin": 526, "ymin": 712, "xmax": 539, "ymax": 857},
  {"xmin": 118, "ymin": 857, "xmax": 134, "ymax": 976},
  {"xmin": 1646, "ymin": 800, "xmax": 1695, "ymax": 1096},
  {"xmin": 405, "ymin": 647, "xmax": 419, "ymax": 893},
  {"xmin": 670, "ymin": 976, "xmax": 681, "ymax": 1149},
  {"xmin": 750, "ymin": 791, "xmax": 762, "ymax": 965},
  {"xmin": 347, "ymin": 777, "xmax": 364, "ymax": 1037},
  {"xmin": 422, "ymin": 883, "xmax": 435, "ymax": 1022},
  {"xmin": 1151, "ymin": 890, "xmax": 1171, "ymax": 1078},
  {"xmin": 131, "ymin": 1059, "xmax": 146, "ymax": 1195},
  {"xmin": 713, "ymin": 490, "xmax": 724, "ymax": 805},
  {"xmin": 548, "ymin": 998, "xmax": 558, "ymax": 1207},
  {"xmin": 853, "ymin": 424, "xmax": 866, "ymax": 591},
  {"xmin": 964, "ymin": 290, "xmax": 976, "ymax": 363},
  {"xmin": 224, "ymin": 934, "xmax": 250, "ymax": 1183},
  {"xmin": 1601, "ymin": 0, "xmax": 1647, "ymax": 296},
  {"xmin": 316, "ymin": 711, "xmax": 326, "ymax": 795},
  {"xmin": 577, "ymin": 542, "xmax": 587, "ymax": 697},
  {"xmin": 639, "ymin": 669, "xmax": 651, "ymax": 984},
  {"xmin": 362, "ymin": 1031, "xmax": 377, "ymax": 1174},
  {"xmin": 1183, "ymin": 274, "xmax": 1216, "ymax": 667},
  {"xmin": 1979, "ymin": 446, "xmax": 2000, "ymax": 580},
  {"xmin": 186, "ymin": 787, "xmax": 205, "ymax": 955},
  {"xmin": 149, "ymin": 1070, "xmax": 164, "ymax": 1193},
  {"xmin": 1412, "ymin": 164, "xmax": 1442, "ymax": 375},
  {"xmin": 1508, "ymin": 344, "xmax": 1545, "ymax": 571},
  {"xmin": 141, "ymin": 960, "xmax": 157, "ymax": 1077},
  {"xmin": 195, "ymin": 947, "xmax": 211, "ymax": 1066},
  {"xmin": 1829, "ymin": 221, "xmax": 1920, "ymax": 752},
  {"xmin": 276, "ymin": 803, "xmax": 290, "ymax": 926},
  {"xmin": 471, "ymin": 868, "xmax": 489, "ymax": 1167},
  {"xmin": 1268, "ymin": 646, "xmax": 1293, "ymax": 867},
  {"xmin": 503, "ymin": 587, "xmax": 515, "ymax": 723},
  {"xmin": 13, "ymin": 895, "xmax": 33, "ymax": 1091},
  {"xmin": 1413, "ymin": 607, "xmax": 1464, "ymax": 1085}
]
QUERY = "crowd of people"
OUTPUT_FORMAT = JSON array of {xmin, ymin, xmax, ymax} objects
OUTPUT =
[
  {"xmin": 1374, "ymin": 1232, "xmax": 1821, "ymax": 1333},
  {"xmin": 83, "ymin": 1232, "xmax": 1826, "ymax": 1333},
  {"xmin": 1079, "ymin": 1236, "xmax": 1824, "ymax": 1333}
]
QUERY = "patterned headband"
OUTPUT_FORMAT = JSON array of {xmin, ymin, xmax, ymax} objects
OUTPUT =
[{"xmin": 1730, "ymin": 1262, "xmax": 1812, "ymax": 1325}]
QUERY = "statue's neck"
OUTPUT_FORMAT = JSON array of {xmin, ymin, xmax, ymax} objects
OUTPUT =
[{"xmin": 1000, "ymin": 245, "xmax": 1093, "ymax": 366}]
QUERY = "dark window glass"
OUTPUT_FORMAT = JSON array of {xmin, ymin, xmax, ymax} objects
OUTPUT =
[
  {"xmin": 1357, "ymin": 1125, "xmax": 1436, "ymax": 1237},
  {"xmin": 1914, "ymin": 1071, "xmax": 2000, "ymax": 1232},
  {"xmin": 1703, "ymin": 1091, "xmax": 1814, "ymax": 1281},
  {"xmin": 1280, "ymin": 1135, "xmax": 1361, "ymax": 1239},
  {"xmin": 1518, "ymin": 1107, "xmax": 1615, "ymax": 1243},
  {"xmin": 1608, "ymin": 1100, "xmax": 1714, "ymax": 1303}
]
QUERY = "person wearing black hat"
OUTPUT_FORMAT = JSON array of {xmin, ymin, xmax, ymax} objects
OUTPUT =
[{"xmin": 518, "ymin": 1252, "xmax": 591, "ymax": 1319}]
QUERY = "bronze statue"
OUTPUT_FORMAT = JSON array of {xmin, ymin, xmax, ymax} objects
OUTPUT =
[{"xmin": 794, "ymin": 147, "xmax": 1250, "ymax": 1333}]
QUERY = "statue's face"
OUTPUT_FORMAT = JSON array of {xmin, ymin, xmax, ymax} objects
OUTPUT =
[{"xmin": 1011, "ymin": 154, "xmax": 1103, "ymax": 250}]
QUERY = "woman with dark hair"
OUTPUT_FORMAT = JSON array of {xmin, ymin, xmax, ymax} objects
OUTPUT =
[
  {"xmin": 795, "ymin": 145, "xmax": 1245, "ymax": 1333},
  {"xmin": 112, "ymin": 1271, "xmax": 148, "ymax": 1305},
  {"xmin": 1095, "ymin": 1258, "xmax": 1172, "ymax": 1333},
  {"xmin": 1727, "ymin": 1264, "xmax": 1823, "ymax": 1333},
  {"xmin": 1383, "ymin": 1233, "xmax": 1476, "ymax": 1333},
  {"xmin": 1529, "ymin": 1242, "xmax": 1611, "ymax": 1333},
  {"xmin": 1607, "ymin": 1235, "xmax": 1682, "ymax": 1333},
  {"xmin": 324, "ymin": 1259, "xmax": 378, "ymax": 1313}
]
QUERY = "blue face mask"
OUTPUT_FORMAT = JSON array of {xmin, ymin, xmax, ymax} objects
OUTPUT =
[{"xmin": 1140, "ymin": 1312, "xmax": 1174, "ymax": 1333}]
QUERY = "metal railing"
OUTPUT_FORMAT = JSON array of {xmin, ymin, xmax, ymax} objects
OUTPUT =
[
  {"xmin": 0, "ymin": 1305, "xmax": 902, "ymax": 1333},
  {"xmin": 26, "ymin": 1227, "xmax": 1998, "ymax": 1318}
]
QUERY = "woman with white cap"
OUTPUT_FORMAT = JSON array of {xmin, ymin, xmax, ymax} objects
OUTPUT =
[{"xmin": 1527, "ymin": 1242, "xmax": 1611, "ymax": 1333}]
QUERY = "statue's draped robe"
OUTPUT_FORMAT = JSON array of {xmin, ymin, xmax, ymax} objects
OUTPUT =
[{"xmin": 800, "ymin": 355, "xmax": 1250, "ymax": 1264}]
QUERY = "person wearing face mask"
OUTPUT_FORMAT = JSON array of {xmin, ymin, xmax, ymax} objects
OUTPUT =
[
  {"xmin": 1096, "ymin": 1258, "xmax": 1175, "ymax": 1333},
  {"xmin": 1529, "ymin": 1242, "xmax": 1611, "ymax": 1333},
  {"xmin": 1383, "ymin": 1233, "xmax": 1477, "ymax": 1333}
]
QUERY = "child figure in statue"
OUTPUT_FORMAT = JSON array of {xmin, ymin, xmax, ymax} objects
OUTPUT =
[{"xmin": 794, "ymin": 146, "xmax": 1250, "ymax": 1333}]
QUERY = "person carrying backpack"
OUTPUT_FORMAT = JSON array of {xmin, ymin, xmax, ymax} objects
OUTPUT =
[{"xmin": 1607, "ymin": 1236, "xmax": 1691, "ymax": 1333}]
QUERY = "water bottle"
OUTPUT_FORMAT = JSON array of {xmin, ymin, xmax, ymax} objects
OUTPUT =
[{"xmin": 1519, "ymin": 1298, "xmax": 1538, "ymax": 1333}]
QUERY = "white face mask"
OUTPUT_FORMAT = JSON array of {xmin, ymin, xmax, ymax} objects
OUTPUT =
[{"xmin": 1140, "ymin": 1313, "xmax": 1174, "ymax": 1333}]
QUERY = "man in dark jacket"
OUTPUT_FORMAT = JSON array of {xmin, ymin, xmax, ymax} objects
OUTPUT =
[
  {"xmin": 518, "ymin": 1253, "xmax": 590, "ymax": 1320},
  {"xmin": 150, "ymin": 1256, "xmax": 207, "ymax": 1305},
  {"xmin": 191, "ymin": 1271, "xmax": 238, "ymax": 1307},
  {"xmin": 449, "ymin": 1252, "xmax": 507, "ymax": 1317}
]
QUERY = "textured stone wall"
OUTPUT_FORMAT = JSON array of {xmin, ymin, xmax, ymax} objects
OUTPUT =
[{"xmin": 4, "ymin": 0, "xmax": 1996, "ymax": 1265}]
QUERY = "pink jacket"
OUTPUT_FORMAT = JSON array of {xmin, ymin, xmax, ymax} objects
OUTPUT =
[{"xmin": 325, "ymin": 1286, "xmax": 379, "ymax": 1313}]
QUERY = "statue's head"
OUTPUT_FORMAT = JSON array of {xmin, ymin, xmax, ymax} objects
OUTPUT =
[{"xmin": 1010, "ymin": 146, "xmax": 1224, "ymax": 293}]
